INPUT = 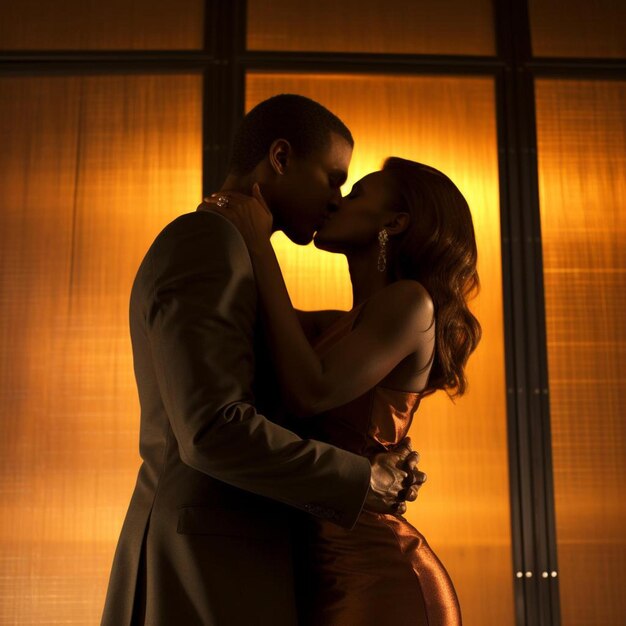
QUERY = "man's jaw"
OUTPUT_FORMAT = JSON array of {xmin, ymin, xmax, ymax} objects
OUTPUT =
[{"xmin": 280, "ymin": 223, "xmax": 315, "ymax": 246}]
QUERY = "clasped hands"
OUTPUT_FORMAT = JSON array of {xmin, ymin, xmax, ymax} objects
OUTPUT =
[{"xmin": 366, "ymin": 437, "xmax": 427, "ymax": 516}]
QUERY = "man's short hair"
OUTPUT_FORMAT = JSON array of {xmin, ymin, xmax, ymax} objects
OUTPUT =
[{"xmin": 229, "ymin": 94, "xmax": 354, "ymax": 175}]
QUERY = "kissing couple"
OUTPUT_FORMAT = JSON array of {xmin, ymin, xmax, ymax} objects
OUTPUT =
[{"xmin": 102, "ymin": 94, "xmax": 480, "ymax": 626}]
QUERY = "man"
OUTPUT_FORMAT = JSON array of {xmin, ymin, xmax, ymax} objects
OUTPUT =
[{"xmin": 101, "ymin": 94, "xmax": 425, "ymax": 626}]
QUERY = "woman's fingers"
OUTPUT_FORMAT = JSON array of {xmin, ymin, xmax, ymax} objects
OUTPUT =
[
  {"xmin": 205, "ymin": 189, "xmax": 268, "ymax": 215},
  {"xmin": 405, "ymin": 487, "xmax": 418, "ymax": 502},
  {"xmin": 394, "ymin": 501, "xmax": 407, "ymax": 516},
  {"xmin": 198, "ymin": 189, "xmax": 273, "ymax": 242},
  {"xmin": 404, "ymin": 450, "xmax": 421, "ymax": 470}
]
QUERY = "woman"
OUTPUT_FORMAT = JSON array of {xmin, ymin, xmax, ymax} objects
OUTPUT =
[{"xmin": 206, "ymin": 157, "xmax": 481, "ymax": 626}]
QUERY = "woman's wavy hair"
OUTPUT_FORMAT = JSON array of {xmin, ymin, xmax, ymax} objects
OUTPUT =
[{"xmin": 383, "ymin": 157, "xmax": 481, "ymax": 397}]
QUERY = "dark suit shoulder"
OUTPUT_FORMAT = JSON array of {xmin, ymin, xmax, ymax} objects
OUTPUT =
[
  {"xmin": 159, "ymin": 209, "xmax": 241, "ymax": 238},
  {"xmin": 131, "ymin": 210, "xmax": 254, "ymax": 317},
  {"xmin": 154, "ymin": 210, "xmax": 247, "ymax": 256},
  {"xmin": 144, "ymin": 210, "xmax": 251, "ymax": 276}
]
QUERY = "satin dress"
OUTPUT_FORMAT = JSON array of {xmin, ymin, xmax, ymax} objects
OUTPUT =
[{"xmin": 301, "ymin": 304, "xmax": 462, "ymax": 626}]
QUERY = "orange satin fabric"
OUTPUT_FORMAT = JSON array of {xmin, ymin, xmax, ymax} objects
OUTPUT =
[{"xmin": 303, "ymin": 305, "xmax": 462, "ymax": 626}]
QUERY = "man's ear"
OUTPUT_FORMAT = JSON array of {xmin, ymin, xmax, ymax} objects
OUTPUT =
[
  {"xmin": 268, "ymin": 139, "xmax": 292, "ymax": 175},
  {"xmin": 385, "ymin": 212, "xmax": 411, "ymax": 236}
]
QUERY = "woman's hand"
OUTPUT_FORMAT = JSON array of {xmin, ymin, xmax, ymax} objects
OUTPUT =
[{"xmin": 199, "ymin": 183, "xmax": 273, "ymax": 252}]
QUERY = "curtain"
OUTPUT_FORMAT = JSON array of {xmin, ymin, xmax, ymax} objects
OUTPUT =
[
  {"xmin": 0, "ymin": 0, "xmax": 204, "ymax": 50},
  {"xmin": 536, "ymin": 78, "xmax": 626, "ymax": 626},
  {"xmin": 0, "ymin": 73, "xmax": 202, "ymax": 624},
  {"xmin": 247, "ymin": 0, "xmax": 494, "ymax": 55},
  {"xmin": 529, "ymin": 0, "xmax": 626, "ymax": 58}
]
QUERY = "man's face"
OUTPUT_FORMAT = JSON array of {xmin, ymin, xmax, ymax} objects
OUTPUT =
[{"xmin": 272, "ymin": 132, "xmax": 353, "ymax": 245}]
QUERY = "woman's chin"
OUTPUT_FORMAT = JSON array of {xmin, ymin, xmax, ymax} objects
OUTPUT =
[
  {"xmin": 313, "ymin": 235, "xmax": 344, "ymax": 254},
  {"xmin": 312, "ymin": 232, "xmax": 330, "ymax": 249},
  {"xmin": 312, "ymin": 237, "xmax": 327, "ymax": 251}
]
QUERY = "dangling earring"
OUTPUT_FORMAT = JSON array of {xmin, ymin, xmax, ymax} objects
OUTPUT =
[{"xmin": 377, "ymin": 229, "xmax": 388, "ymax": 273}]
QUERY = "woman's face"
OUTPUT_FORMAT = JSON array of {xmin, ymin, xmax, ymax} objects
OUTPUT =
[{"xmin": 313, "ymin": 171, "xmax": 396, "ymax": 254}]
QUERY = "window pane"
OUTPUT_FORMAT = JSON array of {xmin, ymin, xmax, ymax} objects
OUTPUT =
[
  {"xmin": 0, "ymin": 0, "xmax": 204, "ymax": 50},
  {"xmin": 536, "ymin": 79, "xmax": 626, "ymax": 625},
  {"xmin": 529, "ymin": 0, "xmax": 626, "ymax": 58},
  {"xmin": 246, "ymin": 72, "xmax": 513, "ymax": 626},
  {"xmin": 247, "ymin": 0, "xmax": 495, "ymax": 56},
  {"xmin": 0, "ymin": 74, "xmax": 202, "ymax": 624}
]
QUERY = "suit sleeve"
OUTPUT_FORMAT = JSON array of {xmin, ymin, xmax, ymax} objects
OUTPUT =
[{"xmin": 146, "ymin": 211, "xmax": 371, "ymax": 529}]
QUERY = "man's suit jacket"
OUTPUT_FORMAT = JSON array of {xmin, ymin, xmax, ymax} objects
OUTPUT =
[{"xmin": 100, "ymin": 211, "xmax": 371, "ymax": 626}]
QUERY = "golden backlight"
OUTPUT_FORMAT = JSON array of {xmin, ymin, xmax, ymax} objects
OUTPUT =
[
  {"xmin": 0, "ymin": 74, "xmax": 202, "ymax": 624},
  {"xmin": 536, "ymin": 79, "xmax": 626, "ymax": 626},
  {"xmin": 247, "ymin": 72, "xmax": 514, "ymax": 625}
]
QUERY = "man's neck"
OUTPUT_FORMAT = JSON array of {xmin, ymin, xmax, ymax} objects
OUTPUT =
[
  {"xmin": 219, "ymin": 173, "xmax": 281, "ymax": 235},
  {"xmin": 220, "ymin": 173, "xmax": 253, "ymax": 194}
]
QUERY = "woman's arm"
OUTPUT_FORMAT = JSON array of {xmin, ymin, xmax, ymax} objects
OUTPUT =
[
  {"xmin": 252, "ymin": 241, "xmax": 434, "ymax": 417},
  {"xmin": 295, "ymin": 309, "xmax": 346, "ymax": 343},
  {"xmin": 205, "ymin": 186, "xmax": 435, "ymax": 418}
]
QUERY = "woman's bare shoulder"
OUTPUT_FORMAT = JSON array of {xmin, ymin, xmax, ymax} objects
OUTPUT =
[
  {"xmin": 364, "ymin": 280, "xmax": 434, "ymax": 321},
  {"xmin": 351, "ymin": 280, "xmax": 435, "ymax": 354}
]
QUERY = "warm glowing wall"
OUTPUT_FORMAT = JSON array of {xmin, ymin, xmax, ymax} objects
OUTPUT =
[
  {"xmin": 247, "ymin": 0, "xmax": 495, "ymax": 55},
  {"xmin": 0, "ymin": 74, "xmax": 202, "ymax": 624},
  {"xmin": 248, "ymin": 72, "xmax": 514, "ymax": 626},
  {"xmin": 529, "ymin": 0, "xmax": 626, "ymax": 58},
  {"xmin": 0, "ymin": 0, "xmax": 204, "ymax": 49},
  {"xmin": 536, "ymin": 79, "xmax": 626, "ymax": 626}
]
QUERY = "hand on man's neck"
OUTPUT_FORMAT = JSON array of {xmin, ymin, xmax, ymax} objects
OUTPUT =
[{"xmin": 218, "ymin": 172, "xmax": 281, "ymax": 235}]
